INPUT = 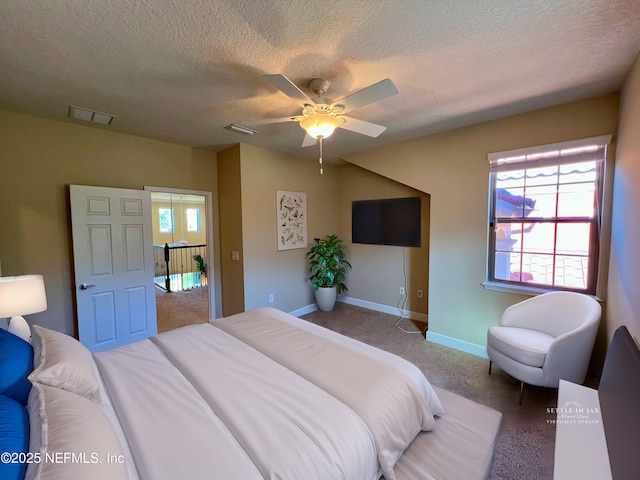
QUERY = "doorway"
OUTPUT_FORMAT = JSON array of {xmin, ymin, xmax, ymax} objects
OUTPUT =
[{"xmin": 145, "ymin": 186, "xmax": 216, "ymax": 333}]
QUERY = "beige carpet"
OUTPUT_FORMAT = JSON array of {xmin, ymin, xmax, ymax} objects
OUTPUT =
[
  {"xmin": 301, "ymin": 302, "xmax": 600, "ymax": 480},
  {"xmin": 155, "ymin": 286, "xmax": 209, "ymax": 333}
]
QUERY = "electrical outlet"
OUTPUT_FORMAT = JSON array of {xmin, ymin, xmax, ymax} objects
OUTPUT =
[
  {"xmin": 400, "ymin": 287, "xmax": 405, "ymax": 295},
  {"xmin": 268, "ymin": 294, "xmax": 274, "ymax": 304},
  {"xmin": 417, "ymin": 289, "xmax": 423, "ymax": 298}
]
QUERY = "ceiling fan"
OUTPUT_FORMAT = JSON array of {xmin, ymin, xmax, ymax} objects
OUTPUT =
[{"xmin": 238, "ymin": 74, "xmax": 399, "ymax": 173}]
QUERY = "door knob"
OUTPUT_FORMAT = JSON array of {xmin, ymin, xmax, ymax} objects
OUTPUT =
[{"xmin": 79, "ymin": 283, "xmax": 96, "ymax": 290}]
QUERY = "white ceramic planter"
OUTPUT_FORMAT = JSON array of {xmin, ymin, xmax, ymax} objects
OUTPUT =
[{"xmin": 315, "ymin": 286, "xmax": 337, "ymax": 312}]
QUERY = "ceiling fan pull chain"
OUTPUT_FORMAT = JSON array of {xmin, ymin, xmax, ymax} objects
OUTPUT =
[{"xmin": 319, "ymin": 136, "xmax": 324, "ymax": 175}]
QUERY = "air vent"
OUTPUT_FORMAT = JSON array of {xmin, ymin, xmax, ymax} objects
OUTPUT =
[
  {"xmin": 224, "ymin": 123, "xmax": 259, "ymax": 135},
  {"xmin": 69, "ymin": 105, "xmax": 115, "ymax": 125}
]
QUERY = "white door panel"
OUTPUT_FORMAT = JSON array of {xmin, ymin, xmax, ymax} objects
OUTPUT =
[{"xmin": 70, "ymin": 185, "xmax": 157, "ymax": 352}]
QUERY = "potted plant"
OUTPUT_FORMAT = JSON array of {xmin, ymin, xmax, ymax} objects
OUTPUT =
[
  {"xmin": 193, "ymin": 254, "xmax": 208, "ymax": 285},
  {"xmin": 306, "ymin": 234, "xmax": 351, "ymax": 311}
]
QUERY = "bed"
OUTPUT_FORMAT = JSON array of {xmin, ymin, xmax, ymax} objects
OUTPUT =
[{"xmin": 1, "ymin": 307, "xmax": 502, "ymax": 480}]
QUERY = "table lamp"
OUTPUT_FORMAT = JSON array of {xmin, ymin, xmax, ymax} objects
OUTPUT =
[{"xmin": 0, "ymin": 275, "xmax": 47, "ymax": 343}]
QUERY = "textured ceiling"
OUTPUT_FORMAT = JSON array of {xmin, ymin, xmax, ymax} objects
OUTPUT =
[{"xmin": 1, "ymin": 0, "xmax": 639, "ymax": 163}]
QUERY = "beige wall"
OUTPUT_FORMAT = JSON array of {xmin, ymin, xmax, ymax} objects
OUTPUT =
[
  {"xmin": 217, "ymin": 145, "xmax": 245, "ymax": 316},
  {"xmin": 218, "ymin": 145, "xmax": 430, "ymax": 317},
  {"xmin": 607, "ymin": 54, "xmax": 640, "ymax": 344},
  {"xmin": 238, "ymin": 143, "xmax": 341, "ymax": 313},
  {"xmin": 337, "ymin": 164, "xmax": 430, "ymax": 315},
  {"xmin": 0, "ymin": 110, "xmax": 218, "ymax": 334},
  {"xmin": 344, "ymin": 94, "xmax": 619, "ymax": 353}
]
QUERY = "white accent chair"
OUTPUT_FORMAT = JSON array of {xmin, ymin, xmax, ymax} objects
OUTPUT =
[{"xmin": 487, "ymin": 291, "xmax": 601, "ymax": 404}]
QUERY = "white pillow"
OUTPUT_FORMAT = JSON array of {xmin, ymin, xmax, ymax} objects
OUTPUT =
[
  {"xmin": 28, "ymin": 325, "xmax": 101, "ymax": 403},
  {"xmin": 25, "ymin": 383, "xmax": 128, "ymax": 480}
]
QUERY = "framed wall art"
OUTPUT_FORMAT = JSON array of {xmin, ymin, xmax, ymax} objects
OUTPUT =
[{"xmin": 276, "ymin": 190, "xmax": 307, "ymax": 250}]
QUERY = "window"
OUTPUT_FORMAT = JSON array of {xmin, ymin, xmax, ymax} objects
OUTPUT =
[
  {"xmin": 186, "ymin": 208, "xmax": 200, "ymax": 232},
  {"xmin": 486, "ymin": 135, "xmax": 611, "ymax": 295},
  {"xmin": 158, "ymin": 208, "xmax": 174, "ymax": 233}
]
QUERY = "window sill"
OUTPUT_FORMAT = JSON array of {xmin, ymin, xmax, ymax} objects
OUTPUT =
[
  {"xmin": 482, "ymin": 281, "xmax": 551, "ymax": 297},
  {"xmin": 482, "ymin": 281, "xmax": 603, "ymax": 302}
]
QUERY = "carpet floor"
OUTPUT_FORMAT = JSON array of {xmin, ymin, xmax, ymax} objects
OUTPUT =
[
  {"xmin": 301, "ymin": 302, "xmax": 589, "ymax": 480},
  {"xmin": 155, "ymin": 286, "xmax": 209, "ymax": 333}
]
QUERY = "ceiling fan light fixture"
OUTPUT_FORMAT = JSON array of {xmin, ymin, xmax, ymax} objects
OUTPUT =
[{"xmin": 300, "ymin": 114, "xmax": 343, "ymax": 139}]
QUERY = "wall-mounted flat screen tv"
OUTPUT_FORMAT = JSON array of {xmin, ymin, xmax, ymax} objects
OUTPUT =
[{"xmin": 352, "ymin": 197, "xmax": 421, "ymax": 247}]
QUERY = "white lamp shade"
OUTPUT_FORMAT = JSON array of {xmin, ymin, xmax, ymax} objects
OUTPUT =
[{"xmin": 0, "ymin": 275, "xmax": 47, "ymax": 318}]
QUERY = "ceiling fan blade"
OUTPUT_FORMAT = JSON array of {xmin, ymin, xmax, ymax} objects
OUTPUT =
[
  {"xmin": 241, "ymin": 116, "xmax": 300, "ymax": 126},
  {"xmin": 264, "ymin": 74, "xmax": 313, "ymax": 108},
  {"xmin": 335, "ymin": 78, "xmax": 398, "ymax": 112},
  {"xmin": 339, "ymin": 116, "xmax": 387, "ymax": 137},
  {"xmin": 301, "ymin": 133, "xmax": 317, "ymax": 147}
]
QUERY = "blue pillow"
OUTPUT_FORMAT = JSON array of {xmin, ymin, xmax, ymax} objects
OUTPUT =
[
  {"xmin": 0, "ymin": 394, "xmax": 30, "ymax": 480},
  {"xmin": 0, "ymin": 328, "xmax": 34, "ymax": 404}
]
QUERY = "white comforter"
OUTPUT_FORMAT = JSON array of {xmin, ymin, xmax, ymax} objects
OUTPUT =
[
  {"xmin": 95, "ymin": 324, "xmax": 379, "ymax": 480},
  {"xmin": 95, "ymin": 307, "xmax": 444, "ymax": 480},
  {"xmin": 214, "ymin": 308, "xmax": 444, "ymax": 480}
]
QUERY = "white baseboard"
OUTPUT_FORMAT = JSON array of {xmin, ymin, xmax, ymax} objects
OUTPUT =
[
  {"xmin": 288, "ymin": 304, "xmax": 318, "ymax": 317},
  {"xmin": 336, "ymin": 295, "xmax": 428, "ymax": 323},
  {"xmin": 426, "ymin": 331, "xmax": 489, "ymax": 359},
  {"xmin": 289, "ymin": 299, "xmax": 486, "ymax": 360},
  {"xmin": 289, "ymin": 297, "xmax": 427, "ymax": 322}
]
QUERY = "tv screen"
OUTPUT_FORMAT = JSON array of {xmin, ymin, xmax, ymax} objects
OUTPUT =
[{"xmin": 352, "ymin": 197, "xmax": 421, "ymax": 247}]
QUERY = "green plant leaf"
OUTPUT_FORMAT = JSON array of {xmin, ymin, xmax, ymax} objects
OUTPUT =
[{"xmin": 306, "ymin": 234, "xmax": 351, "ymax": 292}]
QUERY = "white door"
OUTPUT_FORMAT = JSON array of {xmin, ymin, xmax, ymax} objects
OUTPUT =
[{"xmin": 70, "ymin": 184, "xmax": 157, "ymax": 352}]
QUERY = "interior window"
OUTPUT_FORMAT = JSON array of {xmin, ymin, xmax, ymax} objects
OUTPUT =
[
  {"xmin": 186, "ymin": 208, "xmax": 200, "ymax": 232},
  {"xmin": 159, "ymin": 207, "xmax": 174, "ymax": 233}
]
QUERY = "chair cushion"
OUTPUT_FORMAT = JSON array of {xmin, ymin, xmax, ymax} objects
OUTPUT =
[{"xmin": 487, "ymin": 326, "xmax": 554, "ymax": 367}]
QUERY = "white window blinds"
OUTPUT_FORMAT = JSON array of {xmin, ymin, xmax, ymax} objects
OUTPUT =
[{"xmin": 488, "ymin": 135, "xmax": 612, "ymax": 173}]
